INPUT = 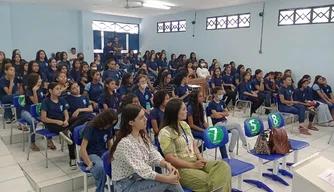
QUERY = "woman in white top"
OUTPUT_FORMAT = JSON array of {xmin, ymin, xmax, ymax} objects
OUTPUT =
[
  {"xmin": 196, "ymin": 60, "xmax": 211, "ymax": 79},
  {"xmin": 110, "ymin": 104, "xmax": 184, "ymax": 192}
]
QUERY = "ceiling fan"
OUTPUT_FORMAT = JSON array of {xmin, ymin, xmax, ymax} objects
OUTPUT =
[
  {"xmin": 123, "ymin": 0, "xmax": 144, "ymax": 9},
  {"xmin": 123, "ymin": 0, "xmax": 171, "ymax": 10}
]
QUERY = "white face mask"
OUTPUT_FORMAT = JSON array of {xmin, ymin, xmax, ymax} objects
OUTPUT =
[
  {"xmin": 138, "ymin": 54, "xmax": 142, "ymax": 58},
  {"xmin": 141, "ymin": 83, "xmax": 148, "ymax": 89},
  {"xmin": 91, "ymin": 67, "xmax": 97, "ymax": 70},
  {"xmin": 200, "ymin": 63, "xmax": 206, "ymax": 67}
]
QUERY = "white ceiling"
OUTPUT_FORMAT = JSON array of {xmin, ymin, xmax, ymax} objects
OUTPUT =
[{"xmin": 1, "ymin": 0, "xmax": 268, "ymax": 18}]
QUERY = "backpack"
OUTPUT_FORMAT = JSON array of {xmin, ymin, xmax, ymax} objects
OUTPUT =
[
  {"xmin": 254, "ymin": 131, "xmax": 271, "ymax": 155},
  {"xmin": 268, "ymin": 128, "xmax": 291, "ymax": 155}
]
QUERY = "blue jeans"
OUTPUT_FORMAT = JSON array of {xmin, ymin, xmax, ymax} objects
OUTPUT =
[
  {"xmin": 89, "ymin": 154, "xmax": 107, "ymax": 192},
  {"xmin": 113, "ymin": 173, "xmax": 183, "ymax": 192},
  {"xmin": 191, "ymin": 130, "xmax": 228, "ymax": 158},
  {"xmin": 2, "ymin": 94, "xmax": 20, "ymax": 119},
  {"xmin": 279, "ymin": 104, "xmax": 305, "ymax": 123},
  {"xmin": 21, "ymin": 110, "xmax": 37, "ymax": 143}
]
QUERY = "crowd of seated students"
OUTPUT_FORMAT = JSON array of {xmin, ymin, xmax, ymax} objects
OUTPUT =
[{"xmin": 1, "ymin": 47, "xmax": 334, "ymax": 192}]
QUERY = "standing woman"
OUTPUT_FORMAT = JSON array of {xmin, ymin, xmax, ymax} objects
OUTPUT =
[
  {"xmin": 80, "ymin": 109, "xmax": 118, "ymax": 192},
  {"xmin": 35, "ymin": 50, "xmax": 49, "ymax": 72},
  {"xmin": 110, "ymin": 104, "xmax": 183, "ymax": 192},
  {"xmin": 159, "ymin": 99, "xmax": 232, "ymax": 192}
]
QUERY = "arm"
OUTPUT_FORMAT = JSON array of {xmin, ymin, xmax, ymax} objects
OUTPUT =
[
  {"xmin": 29, "ymin": 90, "xmax": 39, "ymax": 104},
  {"xmin": 3, "ymin": 79, "xmax": 14, "ymax": 95},
  {"xmin": 103, "ymin": 104, "xmax": 108, "ymax": 110},
  {"xmin": 164, "ymin": 153, "xmax": 195, "ymax": 169},
  {"xmin": 63, "ymin": 110, "xmax": 69, "ymax": 122},
  {"xmin": 265, "ymin": 83, "xmax": 274, "ymax": 92},
  {"xmin": 41, "ymin": 110, "xmax": 63, "ymax": 125},
  {"xmin": 151, "ymin": 119, "xmax": 159, "ymax": 134},
  {"xmin": 80, "ymin": 139, "xmax": 92, "ymax": 167},
  {"xmin": 279, "ymin": 94, "xmax": 293, "ymax": 105},
  {"xmin": 187, "ymin": 115, "xmax": 204, "ymax": 132},
  {"xmin": 316, "ymin": 90, "xmax": 331, "ymax": 103},
  {"xmin": 255, "ymin": 80, "xmax": 264, "ymax": 91},
  {"xmin": 210, "ymin": 109, "xmax": 229, "ymax": 119},
  {"xmin": 196, "ymin": 68, "xmax": 205, "ymax": 79}
]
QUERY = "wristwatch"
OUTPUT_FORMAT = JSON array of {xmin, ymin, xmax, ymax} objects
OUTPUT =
[{"xmin": 86, "ymin": 161, "xmax": 95, "ymax": 171}]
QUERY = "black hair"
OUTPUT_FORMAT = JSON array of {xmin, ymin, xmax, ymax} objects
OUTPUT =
[
  {"xmin": 302, "ymin": 74, "xmax": 311, "ymax": 80},
  {"xmin": 47, "ymin": 82, "xmax": 59, "ymax": 96},
  {"xmin": 189, "ymin": 52, "xmax": 196, "ymax": 61},
  {"xmin": 159, "ymin": 71, "xmax": 171, "ymax": 90},
  {"xmin": 188, "ymin": 90, "xmax": 204, "ymax": 127},
  {"xmin": 60, "ymin": 52, "xmax": 68, "ymax": 61},
  {"xmin": 236, "ymin": 64, "xmax": 244, "ymax": 74},
  {"xmin": 27, "ymin": 60, "xmax": 40, "ymax": 74},
  {"xmin": 313, "ymin": 75, "xmax": 322, "ymax": 85},
  {"xmin": 27, "ymin": 73, "xmax": 40, "ymax": 90},
  {"xmin": 88, "ymin": 109, "xmax": 118, "ymax": 130},
  {"xmin": 119, "ymin": 93, "xmax": 138, "ymax": 114},
  {"xmin": 71, "ymin": 47, "xmax": 76, "ymax": 51},
  {"xmin": 11, "ymin": 53, "xmax": 21, "ymax": 64},
  {"xmin": 161, "ymin": 98, "xmax": 184, "ymax": 135},
  {"xmin": 297, "ymin": 79, "xmax": 309, "ymax": 89},
  {"xmin": 121, "ymin": 73, "xmax": 132, "ymax": 85},
  {"xmin": 105, "ymin": 59, "xmax": 116, "ymax": 70},
  {"xmin": 72, "ymin": 59, "xmax": 81, "ymax": 71},
  {"xmin": 253, "ymin": 69, "xmax": 262, "ymax": 79},
  {"xmin": 19, "ymin": 60, "xmax": 28, "ymax": 78},
  {"xmin": 103, "ymin": 78, "xmax": 116, "ymax": 107},
  {"xmin": 170, "ymin": 53, "xmax": 176, "ymax": 61},
  {"xmin": 153, "ymin": 90, "xmax": 169, "ymax": 108},
  {"xmin": 57, "ymin": 62, "xmax": 68, "ymax": 72},
  {"xmin": 154, "ymin": 67, "xmax": 168, "ymax": 87},
  {"xmin": 35, "ymin": 50, "xmax": 48, "ymax": 62},
  {"xmin": 212, "ymin": 86, "xmax": 223, "ymax": 95},
  {"xmin": 174, "ymin": 70, "xmax": 188, "ymax": 86}
]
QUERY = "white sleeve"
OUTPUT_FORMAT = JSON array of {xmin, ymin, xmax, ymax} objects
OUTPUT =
[
  {"xmin": 196, "ymin": 68, "xmax": 205, "ymax": 78},
  {"xmin": 148, "ymin": 142, "xmax": 164, "ymax": 167}
]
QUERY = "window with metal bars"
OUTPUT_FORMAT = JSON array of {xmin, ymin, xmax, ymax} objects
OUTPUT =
[
  {"xmin": 206, "ymin": 13, "xmax": 251, "ymax": 30},
  {"xmin": 279, "ymin": 4, "xmax": 334, "ymax": 26},
  {"xmin": 157, "ymin": 20, "xmax": 186, "ymax": 33}
]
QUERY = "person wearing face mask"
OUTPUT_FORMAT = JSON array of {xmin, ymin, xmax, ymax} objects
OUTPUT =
[
  {"xmin": 77, "ymin": 53, "xmax": 84, "ymax": 62},
  {"xmin": 134, "ymin": 76, "xmax": 153, "ymax": 109},
  {"xmin": 196, "ymin": 60, "xmax": 211, "ymax": 80},
  {"xmin": 208, "ymin": 87, "xmax": 251, "ymax": 158}
]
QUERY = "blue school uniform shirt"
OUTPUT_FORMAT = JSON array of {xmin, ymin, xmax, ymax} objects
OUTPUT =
[
  {"xmin": 235, "ymin": 73, "xmax": 241, "ymax": 84},
  {"xmin": 79, "ymin": 74, "xmax": 88, "ymax": 94},
  {"xmin": 175, "ymin": 84, "xmax": 190, "ymax": 103},
  {"xmin": 305, "ymin": 86, "xmax": 313, "ymax": 100},
  {"xmin": 66, "ymin": 95, "xmax": 92, "ymax": 116},
  {"xmin": 148, "ymin": 61, "xmax": 158, "ymax": 71},
  {"xmin": 102, "ymin": 69, "xmax": 121, "ymax": 85},
  {"xmin": 275, "ymin": 79, "xmax": 281, "ymax": 88},
  {"xmin": 323, "ymin": 85, "xmax": 332, "ymax": 98},
  {"xmin": 157, "ymin": 59, "xmax": 168, "ymax": 69},
  {"xmin": 187, "ymin": 105, "xmax": 205, "ymax": 129},
  {"xmin": 41, "ymin": 97, "xmax": 69, "ymax": 122},
  {"xmin": 23, "ymin": 88, "xmax": 44, "ymax": 111},
  {"xmin": 133, "ymin": 88, "xmax": 152, "ymax": 108},
  {"xmin": 119, "ymin": 84, "xmax": 133, "ymax": 96},
  {"xmin": 38, "ymin": 61, "xmax": 49, "ymax": 72},
  {"xmin": 70, "ymin": 70, "xmax": 81, "ymax": 82},
  {"xmin": 211, "ymin": 76, "xmax": 224, "ymax": 87},
  {"xmin": 264, "ymin": 78, "xmax": 273, "ymax": 91},
  {"xmin": 102, "ymin": 92, "xmax": 121, "ymax": 111},
  {"xmin": 278, "ymin": 86, "xmax": 293, "ymax": 108},
  {"xmin": 208, "ymin": 100, "xmax": 227, "ymax": 125},
  {"xmin": 239, "ymin": 81, "xmax": 253, "ymax": 100},
  {"xmin": 293, "ymin": 88, "xmax": 307, "ymax": 102},
  {"xmin": 85, "ymin": 82, "xmax": 104, "ymax": 103},
  {"xmin": 22, "ymin": 73, "xmax": 47, "ymax": 87},
  {"xmin": 0, "ymin": 76, "xmax": 19, "ymax": 100},
  {"xmin": 168, "ymin": 60, "xmax": 178, "ymax": 69},
  {"xmin": 251, "ymin": 78, "xmax": 262, "ymax": 91},
  {"xmin": 83, "ymin": 124, "xmax": 112, "ymax": 157},
  {"xmin": 45, "ymin": 69, "xmax": 57, "ymax": 82},
  {"xmin": 222, "ymin": 74, "xmax": 234, "ymax": 87},
  {"xmin": 312, "ymin": 84, "xmax": 323, "ymax": 100},
  {"xmin": 231, "ymin": 67, "xmax": 237, "ymax": 76},
  {"xmin": 150, "ymin": 108, "xmax": 165, "ymax": 128}
]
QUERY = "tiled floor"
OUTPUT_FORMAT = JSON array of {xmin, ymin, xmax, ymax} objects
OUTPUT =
[{"xmin": 1, "ymin": 111, "xmax": 334, "ymax": 192}]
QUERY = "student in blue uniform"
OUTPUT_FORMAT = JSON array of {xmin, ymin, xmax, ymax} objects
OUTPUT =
[
  {"xmin": 23, "ymin": 60, "xmax": 48, "ymax": 89},
  {"xmin": 234, "ymin": 64, "xmax": 245, "ymax": 86},
  {"xmin": 312, "ymin": 75, "xmax": 334, "ymax": 119},
  {"xmin": 252, "ymin": 69, "xmax": 271, "ymax": 114},
  {"xmin": 66, "ymin": 81, "xmax": 94, "ymax": 121},
  {"xmin": 174, "ymin": 71, "xmax": 191, "ymax": 104},
  {"xmin": 41, "ymin": 82, "xmax": 89, "ymax": 169},
  {"xmin": 84, "ymin": 70, "xmax": 104, "ymax": 111},
  {"xmin": 156, "ymin": 71, "xmax": 175, "ymax": 98},
  {"xmin": 45, "ymin": 58, "xmax": 58, "ymax": 82},
  {"xmin": 274, "ymin": 71, "xmax": 283, "ymax": 90},
  {"xmin": 0, "ymin": 58, "xmax": 11, "ymax": 77},
  {"xmin": 102, "ymin": 78, "xmax": 121, "ymax": 111},
  {"xmin": 153, "ymin": 68, "xmax": 168, "ymax": 88},
  {"xmin": 239, "ymin": 72, "xmax": 264, "ymax": 116},
  {"xmin": 19, "ymin": 60, "xmax": 28, "ymax": 82},
  {"xmin": 0, "ymin": 64, "xmax": 20, "ymax": 123},
  {"xmin": 70, "ymin": 59, "xmax": 81, "ymax": 82},
  {"xmin": 264, "ymin": 72, "xmax": 276, "ymax": 93},
  {"xmin": 79, "ymin": 62, "xmax": 89, "ymax": 94},
  {"xmin": 279, "ymin": 76, "xmax": 310, "ymax": 135},
  {"xmin": 102, "ymin": 59, "xmax": 121, "ymax": 85},
  {"xmin": 94, "ymin": 53, "xmax": 104, "ymax": 72},
  {"xmin": 54, "ymin": 72, "xmax": 70, "ymax": 99},
  {"xmin": 157, "ymin": 53, "xmax": 168, "ymax": 70},
  {"xmin": 230, "ymin": 61, "xmax": 237, "ymax": 76},
  {"xmin": 35, "ymin": 50, "xmax": 48, "ymax": 72},
  {"xmin": 283, "ymin": 69, "xmax": 296, "ymax": 89},
  {"xmin": 168, "ymin": 54, "xmax": 178, "ymax": 77},
  {"xmin": 12, "ymin": 53, "xmax": 21, "ymax": 75},
  {"xmin": 322, "ymin": 77, "xmax": 334, "ymax": 103},
  {"xmin": 147, "ymin": 53, "xmax": 158, "ymax": 78},
  {"xmin": 222, "ymin": 66, "xmax": 237, "ymax": 107},
  {"xmin": 133, "ymin": 75, "xmax": 153, "ymax": 109},
  {"xmin": 80, "ymin": 109, "xmax": 118, "ymax": 192},
  {"xmin": 150, "ymin": 90, "xmax": 169, "ymax": 135},
  {"xmin": 60, "ymin": 52, "xmax": 71, "ymax": 70},
  {"xmin": 57, "ymin": 62, "xmax": 73, "ymax": 81},
  {"xmin": 209, "ymin": 87, "xmax": 250, "ymax": 157},
  {"xmin": 187, "ymin": 90, "xmax": 228, "ymax": 157},
  {"xmin": 21, "ymin": 73, "xmax": 46, "ymax": 151},
  {"xmin": 119, "ymin": 73, "xmax": 133, "ymax": 99}
]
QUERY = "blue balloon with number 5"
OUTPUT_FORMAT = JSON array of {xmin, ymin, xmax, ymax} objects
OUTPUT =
[{"xmin": 244, "ymin": 118, "xmax": 265, "ymax": 137}]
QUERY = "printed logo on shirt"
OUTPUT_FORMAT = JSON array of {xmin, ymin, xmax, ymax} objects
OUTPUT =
[
  {"xmin": 60, "ymin": 105, "xmax": 63, "ymax": 112},
  {"xmin": 221, "ymin": 105, "xmax": 225, "ymax": 110},
  {"xmin": 103, "ymin": 134, "xmax": 108, "ymax": 142},
  {"xmin": 116, "ymin": 74, "xmax": 119, "ymax": 77},
  {"xmin": 145, "ymin": 95, "xmax": 149, "ymax": 100},
  {"xmin": 40, "ymin": 92, "xmax": 44, "ymax": 97},
  {"xmin": 45, "ymin": 63, "xmax": 48, "ymax": 66},
  {"xmin": 83, "ymin": 99, "xmax": 86, "ymax": 105}
]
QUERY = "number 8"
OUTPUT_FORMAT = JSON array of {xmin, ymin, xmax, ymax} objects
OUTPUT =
[{"xmin": 271, "ymin": 115, "xmax": 279, "ymax": 125}]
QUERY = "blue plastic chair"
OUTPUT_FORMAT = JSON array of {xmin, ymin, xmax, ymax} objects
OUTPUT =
[
  {"xmin": 244, "ymin": 117, "xmax": 290, "ymax": 192},
  {"xmin": 267, "ymin": 112, "xmax": 309, "ymax": 178},
  {"xmin": 0, "ymin": 100, "xmax": 15, "ymax": 129},
  {"xmin": 27, "ymin": 103, "xmax": 63, "ymax": 168},
  {"xmin": 73, "ymin": 124, "xmax": 91, "ymax": 192},
  {"xmin": 12, "ymin": 95, "xmax": 30, "ymax": 151},
  {"xmin": 205, "ymin": 106, "xmax": 239, "ymax": 155},
  {"xmin": 203, "ymin": 126, "xmax": 255, "ymax": 192},
  {"xmin": 102, "ymin": 151, "xmax": 114, "ymax": 192}
]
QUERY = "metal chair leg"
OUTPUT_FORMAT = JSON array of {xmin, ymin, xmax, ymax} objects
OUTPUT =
[
  {"xmin": 44, "ymin": 136, "xmax": 48, "ymax": 168},
  {"xmin": 236, "ymin": 136, "xmax": 239, "ymax": 155}
]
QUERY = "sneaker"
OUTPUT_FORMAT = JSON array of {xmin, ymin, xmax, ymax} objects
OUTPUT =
[
  {"xmin": 59, "ymin": 130, "xmax": 73, "ymax": 145},
  {"xmin": 228, "ymin": 151, "xmax": 236, "ymax": 159},
  {"xmin": 69, "ymin": 159, "xmax": 77, "ymax": 170}
]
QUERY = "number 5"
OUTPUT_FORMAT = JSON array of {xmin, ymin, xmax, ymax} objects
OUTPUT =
[{"xmin": 249, "ymin": 119, "xmax": 257, "ymax": 131}]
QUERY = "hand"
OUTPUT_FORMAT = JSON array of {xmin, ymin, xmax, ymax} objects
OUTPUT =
[
  {"xmin": 192, "ymin": 160, "xmax": 206, "ymax": 169},
  {"xmin": 32, "ymin": 84, "xmax": 41, "ymax": 91},
  {"xmin": 165, "ymin": 172, "xmax": 179, "ymax": 184},
  {"xmin": 261, "ymin": 78, "xmax": 264, "ymax": 82},
  {"xmin": 166, "ymin": 163, "xmax": 179, "ymax": 176},
  {"xmin": 82, "ymin": 77, "xmax": 88, "ymax": 82},
  {"xmin": 72, "ymin": 109, "xmax": 80, "ymax": 118},
  {"xmin": 9, "ymin": 74, "xmax": 15, "ymax": 81},
  {"xmin": 293, "ymin": 101, "xmax": 299, "ymax": 104},
  {"xmin": 92, "ymin": 102, "xmax": 98, "ymax": 109},
  {"xmin": 203, "ymin": 122, "xmax": 209, "ymax": 128},
  {"xmin": 186, "ymin": 90, "xmax": 191, "ymax": 96},
  {"xmin": 56, "ymin": 120, "xmax": 64, "ymax": 126},
  {"xmin": 252, "ymin": 93, "xmax": 258, "ymax": 97},
  {"xmin": 63, "ymin": 121, "xmax": 69, "ymax": 127}
]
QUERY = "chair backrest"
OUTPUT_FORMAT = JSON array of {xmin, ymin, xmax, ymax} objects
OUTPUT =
[
  {"xmin": 30, "ymin": 103, "xmax": 42, "ymax": 118},
  {"xmin": 13, "ymin": 95, "xmax": 25, "ymax": 108},
  {"xmin": 268, "ymin": 112, "xmax": 285, "ymax": 129},
  {"xmin": 244, "ymin": 117, "xmax": 265, "ymax": 137},
  {"xmin": 203, "ymin": 126, "xmax": 229, "ymax": 149},
  {"xmin": 73, "ymin": 124, "xmax": 86, "ymax": 146},
  {"xmin": 102, "ymin": 150, "xmax": 112, "ymax": 178}
]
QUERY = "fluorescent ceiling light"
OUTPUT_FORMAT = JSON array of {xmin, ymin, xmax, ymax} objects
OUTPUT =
[{"xmin": 143, "ymin": 2, "xmax": 171, "ymax": 10}]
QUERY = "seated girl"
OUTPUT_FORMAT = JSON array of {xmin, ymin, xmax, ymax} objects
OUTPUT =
[
  {"xmin": 21, "ymin": 73, "xmax": 46, "ymax": 151},
  {"xmin": 274, "ymin": 71, "xmax": 283, "ymax": 90},
  {"xmin": 264, "ymin": 72, "xmax": 276, "ymax": 93},
  {"xmin": 0, "ymin": 64, "xmax": 21, "ymax": 123},
  {"xmin": 158, "ymin": 53, "xmax": 168, "ymax": 70},
  {"xmin": 45, "ymin": 58, "xmax": 58, "ymax": 82},
  {"xmin": 252, "ymin": 69, "xmax": 272, "ymax": 114},
  {"xmin": 80, "ymin": 109, "xmax": 118, "ymax": 192},
  {"xmin": 212, "ymin": 67, "xmax": 236, "ymax": 108},
  {"xmin": 239, "ymin": 72, "xmax": 264, "ymax": 116},
  {"xmin": 234, "ymin": 64, "xmax": 245, "ymax": 86},
  {"xmin": 79, "ymin": 62, "xmax": 89, "ymax": 94},
  {"xmin": 147, "ymin": 53, "xmax": 159, "ymax": 78},
  {"xmin": 70, "ymin": 59, "xmax": 81, "ymax": 82},
  {"xmin": 102, "ymin": 59, "xmax": 121, "ymax": 86},
  {"xmin": 23, "ymin": 61, "xmax": 48, "ymax": 89},
  {"xmin": 35, "ymin": 50, "xmax": 48, "ymax": 72},
  {"xmin": 196, "ymin": 60, "xmax": 211, "ymax": 79},
  {"xmin": 279, "ymin": 76, "xmax": 310, "ymax": 135},
  {"xmin": 133, "ymin": 75, "xmax": 153, "ymax": 109},
  {"xmin": 187, "ymin": 90, "xmax": 228, "ymax": 157},
  {"xmin": 151, "ymin": 90, "xmax": 170, "ymax": 135},
  {"xmin": 41, "ymin": 82, "xmax": 89, "ymax": 169},
  {"xmin": 156, "ymin": 71, "xmax": 175, "ymax": 98},
  {"xmin": 209, "ymin": 87, "xmax": 250, "ymax": 157},
  {"xmin": 159, "ymin": 99, "xmax": 232, "ymax": 192},
  {"xmin": 66, "ymin": 81, "xmax": 94, "ymax": 121},
  {"xmin": 322, "ymin": 77, "xmax": 334, "ymax": 104},
  {"xmin": 84, "ymin": 70, "xmax": 104, "ymax": 111},
  {"xmin": 168, "ymin": 54, "xmax": 178, "ymax": 77},
  {"xmin": 111, "ymin": 104, "xmax": 183, "ymax": 192},
  {"xmin": 119, "ymin": 73, "xmax": 133, "ymax": 99},
  {"xmin": 283, "ymin": 69, "xmax": 296, "ymax": 89},
  {"xmin": 57, "ymin": 62, "xmax": 73, "ymax": 81},
  {"xmin": 153, "ymin": 68, "xmax": 168, "ymax": 88},
  {"xmin": 94, "ymin": 53, "xmax": 104, "ymax": 72},
  {"xmin": 102, "ymin": 78, "xmax": 121, "ymax": 111},
  {"xmin": 222, "ymin": 66, "xmax": 237, "ymax": 107},
  {"xmin": 312, "ymin": 75, "xmax": 334, "ymax": 117},
  {"xmin": 174, "ymin": 71, "xmax": 191, "ymax": 104},
  {"xmin": 54, "ymin": 72, "xmax": 70, "ymax": 99}
]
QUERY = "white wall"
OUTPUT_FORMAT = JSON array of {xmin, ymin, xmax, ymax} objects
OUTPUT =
[
  {"xmin": 140, "ymin": 0, "xmax": 334, "ymax": 85},
  {"xmin": 0, "ymin": 2, "xmax": 141, "ymax": 62}
]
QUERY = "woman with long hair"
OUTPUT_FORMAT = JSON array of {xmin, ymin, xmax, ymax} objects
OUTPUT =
[{"xmin": 110, "ymin": 104, "xmax": 183, "ymax": 192}]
